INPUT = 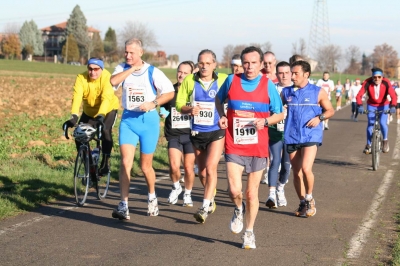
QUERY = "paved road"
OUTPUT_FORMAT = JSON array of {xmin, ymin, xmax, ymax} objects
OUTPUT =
[{"xmin": 1, "ymin": 105, "xmax": 400, "ymax": 266}]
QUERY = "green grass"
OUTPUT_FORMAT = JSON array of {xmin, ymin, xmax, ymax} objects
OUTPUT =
[{"xmin": 0, "ymin": 112, "xmax": 169, "ymax": 219}]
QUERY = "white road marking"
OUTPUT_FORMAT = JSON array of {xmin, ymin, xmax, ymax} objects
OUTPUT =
[
  {"xmin": 0, "ymin": 206, "xmax": 77, "ymax": 236},
  {"xmin": 343, "ymin": 123, "xmax": 400, "ymax": 260}
]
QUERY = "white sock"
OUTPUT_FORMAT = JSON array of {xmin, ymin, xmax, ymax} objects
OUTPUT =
[
  {"xmin": 173, "ymin": 181, "xmax": 180, "ymax": 189},
  {"xmin": 148, "ymin": 193, "xmax": 156, "ymax": 201},
  {"xmin": 119, "ymin": 201, "xmax": 128, "ymax": 208},
  {"xmin": 202, "ymin": 199, "xmax": 211, "ymax": 209},
  {"xmin": 305, "ymin": 194, "xmax": 313, "ymax": 201},
  {"xmin": 245, "ymin": 229, "xmax": 253, "ymax": 233},
  {"xmin": 277, "ymin": 182, "xmax": 285, "ymax": 191},
  {"xmin": 184, "ymin": 189, "xmax": 191, "ymax": 195},
  {"xmin": 269, "ymin": 188, "xmax": 276, "ymax": 196}
]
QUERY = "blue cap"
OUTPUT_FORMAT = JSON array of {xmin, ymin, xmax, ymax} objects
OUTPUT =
[{"xmin": 87, "ymin": 58, "xmax": 104, "ymax": 69}]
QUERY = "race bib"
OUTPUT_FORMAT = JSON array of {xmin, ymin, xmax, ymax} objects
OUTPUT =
[
  {"xmin": 277, "ymin": 121, "xmax": 284, "ymax": 132},
  {"xmin": 193, "ymin": 101, "xmax": 215, "ymax": 125},
  {"xmin": 233, "ymin": 117, "xmax": 258, "ymax": 144},
  {"xmin": 171, "ymin": 107, "xmax": 190, "ymax": 129},
  {"xmin": 125, "ymin": 84, "xmax": 146, "ymax": 111}
]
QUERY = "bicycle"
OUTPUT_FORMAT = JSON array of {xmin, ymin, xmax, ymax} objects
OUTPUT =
[
  {"xmin": 64, "ymin": 123, "xmax": 111, "ymax": 206},
  {"xmin": 362, "ymin": 109, "xmax": 390, "ymax": 171}
]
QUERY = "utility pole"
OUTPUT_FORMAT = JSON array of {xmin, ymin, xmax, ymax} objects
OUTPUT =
[{"xmin": 308, "ymin": 0, "xmax": 330, "ymax": 63}]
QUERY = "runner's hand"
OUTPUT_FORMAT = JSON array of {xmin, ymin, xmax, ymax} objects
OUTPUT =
[
  {"xmin": 306, "ymin": 117, "xmax": 321, "ymax": 128},
  {"xmin": 62, "ymin": 114, "xmax": 78, "ymax": 129},
  {"xmin": 253, "ymin": 118, "xmax": 265, "ymax": 130},
  {"xmin": 139, "ymin": 102, "xmax": 155, "ymax": 112},
  {"xmin": 218, "ymin": 116, "xmax": 228, "ymax": 129},
  {"xmin": 191, "ymin": 105, "xmax": 200, "ymax": 116},
  {"xmin": 390, "ymin": 106, "xmax": 396, "ymax": 114}
]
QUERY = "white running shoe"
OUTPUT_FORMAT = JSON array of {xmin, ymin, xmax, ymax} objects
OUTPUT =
[
  {"xmin": 397, "ymin": 119, "xmax": 400, "ymax": 124},
  {"xmin": 112, "ymin": 202, "xmax": 130, "ymax": 220},
  {"xmin": 168, "ymin": 185, "xmax": 182, "ymax": 205},
  {"xmin": 276, "ymin": 189, "xmax": 287, "ymax": 207},
  {"xmin": 260, "ymin": 169, "xmax": 269, "ymax": 184},
  {"xmin": 182, "ymin": 194, "xmax": 193, "ymax": 207},
  {"xmin": 147, "ymin": 198, "xmax": 159, "ymax": 216},
  {"xmin": 179, "ymin": 177, "xmax": 184, "ymax": 183},
  {"xmin": 242, "ymin": 231, "xmax": 256, "ymax": 249},
  {"xmin": 230, "ymin": 202, "xmax": 245, "ymax": 234},
  {"xmin": 265, "ymin": 195, "xmax": 277, "ymax": 209}
]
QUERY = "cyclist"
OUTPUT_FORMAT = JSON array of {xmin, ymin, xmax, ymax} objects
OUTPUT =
[
  {"xmin": 356, "ymin": 67, "xmax": 397, "ymax": 154},
  {"xmin": 62, "ymin": 58, "xmax": 119, "ymax": 176}
]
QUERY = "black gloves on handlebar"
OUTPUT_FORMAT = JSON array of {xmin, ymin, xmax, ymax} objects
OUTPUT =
[
  {"xmin": 95, "ymin": 115, "xmax": 105, "ymax": 130},
  {"xmin": 62, "ymin": 114, "xmax": 78, "ymax": 129}
]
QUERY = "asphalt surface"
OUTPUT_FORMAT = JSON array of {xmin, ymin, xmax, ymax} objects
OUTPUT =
[{"xmin": 1, "ymin": 104, "xmax": 400, "ymax": 266}]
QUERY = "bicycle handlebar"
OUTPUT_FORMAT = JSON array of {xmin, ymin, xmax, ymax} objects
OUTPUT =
[
  {"xmin": 63, "ymin": 124, "xmax": 70, "ymax": 140},
  {"xmin": 362, "ymin": 109, "xmax": 390, "ymax": 115}
]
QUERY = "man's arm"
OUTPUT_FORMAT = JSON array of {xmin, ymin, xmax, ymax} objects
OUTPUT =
[
  {"xmin": 110, "ymin": 64, "xmax": 142, "ymax": 86},
  {"xmin": 356, "ymin": 80, "xmax": 368, "ymax": 105},
  {"xmin": 306, "ymin": 89, "xmax": 334, "ymax": 128}
]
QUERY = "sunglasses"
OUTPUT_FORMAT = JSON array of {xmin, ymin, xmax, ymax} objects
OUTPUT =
[
  {"xmin": 373, "ymin": 76, "xmax": 382, "ymax": 79},
  {"xmin": 88, "ymin": 67, "xmax": 101, "ymax": 72}
]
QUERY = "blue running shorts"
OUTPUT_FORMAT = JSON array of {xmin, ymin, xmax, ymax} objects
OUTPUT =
[{"xmin": 119, "ymin": 109, "xmax": 160, "ymax": 154}]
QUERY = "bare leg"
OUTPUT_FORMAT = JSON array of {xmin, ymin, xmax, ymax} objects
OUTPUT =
[{"xmin": 119, "ymin": 144, "xmax": 135, "ymax": 201}]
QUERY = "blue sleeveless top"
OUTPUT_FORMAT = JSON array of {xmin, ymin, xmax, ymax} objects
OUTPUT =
[
  {"xmin": 282, "ymin": 83, "xmax": 323, "ymax": 145},
  {"xmin": 191, "ymin": 81, "xmax": 220, "ymax": 132}
]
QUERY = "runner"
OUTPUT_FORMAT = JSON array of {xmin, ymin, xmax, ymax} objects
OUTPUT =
[
  {"xmin": 281, "ymin": 60, "xmax": 335, "ymax": 218},
  {"xmin": 216, "ymin": 46, "xmax": 284, "ymax": 249},
  {"xmin": 161, "ymin": 61, "xmax": 196, "ymax": 207},
  {"xmin": 261, "ymin": 51, "xmax": 279, "ymax": 83},
  {"xmin": 231, "ymin": 54, "xmax": 243, "ymax": 75},
  {"xmin": 335, "ymin": 80, "xmax": 344, "ymax": 111},
  {"xmin": 349, "ymin": 78, "xmax": 362, "ymax": 122},
  {"xmin": 265, "ymin": 61, "xmax": 292, "ymax": 209},
  {"xmin": 344, "ymin": 78, "xmax": 351, "ymax": 105},
  {"xmin": 110, "ymin": 38, "xmax": 174, "ymax": 220},
  {"xmin": 356, "ymin": 67, "xmax": 397, "ymax": 154},
  {"xmin": 176, "ymin": 49, "xmax": 228, "ymax": 224},
  {"xmin": 395, "ymin": 82, "xmax": 400, "ymax": 124},
  {"xmin": 316, "ymin": 72, "xmax": 334, "ymax": 130},
  {"xmin": 62, "ymin": 58, "xmax": 119, "ymax": 176}
]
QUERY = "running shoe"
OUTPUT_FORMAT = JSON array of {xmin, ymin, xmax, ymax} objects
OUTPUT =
[
  {"xmin": 194, "ymin": 207, "xmax": 208, "ymax": 223},
  {"xmin": 306, "ymin": 198, "xmax": 316, "ymax": 217},
  {"xmin": 260, "ymin": 169, "xmax": 269, "ymax": 184},
  {"xmin": 265, "ymin": 195, "xmax": 277, "ymax": 209},
  {"xmin": 363, "ymin": 144, "xmax": 371, "ymax": 154},
  {"xmin": 295, "ymin": 201, "xmax": 307, "ymax": 217},
  {"xmin": 208, "ymin": 200, "xmax": 216, "ymax": 214},
  {"xmin": 147, "ymin": 198, "xmax": 159, "ymax": 216},
  {"xmin": 112, "ymin": 202, "xmax": 130, "ymax": 220},
  {"xmin": 182, "ymin": 194, "xmax": 193, "ymax": 207},
  {"xmin": 382, "ymin": 140, "xmax": 389, "ymax": 153},
  {"xmin": 167, "ymin": 185, "xmax": 182, "ymax": 205},
  {"xmin": 230, "ymin": 202, "xmax": 246, "ymax": 234},
  {"xmin": 242, "ymin": 231, "xmax": 256, "ymax": 249},
  {"xmin": 179, "ymin": 177, "xmax": 184, "ymax": 183},
  {"xmin": 276, "ymin": 189, "xmax": 287, "ymax": 207}
]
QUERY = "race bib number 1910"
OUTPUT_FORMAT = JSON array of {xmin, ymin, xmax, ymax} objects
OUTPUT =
[{"xmin": 233, "ymin": 117, "xmax": 258, "ymax": 144}]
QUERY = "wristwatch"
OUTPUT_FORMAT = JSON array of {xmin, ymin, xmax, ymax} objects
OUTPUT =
[
  {"xmin": 153, "ymin": 100, "xmax": 158, "ymax": 107},
  {"xmin": 319, "ymin": 114, "xmax": 325, "ymax": 121},
  {"xmin": 264, "ymin": 118, "xmax": 269, "ymax": 126}
]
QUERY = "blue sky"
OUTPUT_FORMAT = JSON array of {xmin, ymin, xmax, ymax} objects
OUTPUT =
[{"xmin": 0, "ymin": 0, "xmax": 399, "ymax": 68}]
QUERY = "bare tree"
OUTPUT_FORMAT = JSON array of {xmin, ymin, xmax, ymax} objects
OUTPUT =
[
  {"xmin": 3, "ymin": 23, "xmax": 20, "ymax": 34},
  {"xmin": 344, "ymin": 45, "xmax": 361, "ymax": 74},
  {"xmin": 221, "ymin": 44, "xmax": 246, "ymax": 67},
  {"xmin": 291, "ymin": 38, "xmax": 307, "ymax": 58},
  {"xmin": 370, "ymin": 43, "xmax": 398, "ymax": 77},
  {"xmin": 249, "ymin": 42, "xmax": 272, "ymax": 53},
  {"xmin": 120, "ymin": 21, "xmax": 159, "ymax": 50},
  {"xmin": 316, "ymin": 44, "xmax": 342, "ymax": 72}
]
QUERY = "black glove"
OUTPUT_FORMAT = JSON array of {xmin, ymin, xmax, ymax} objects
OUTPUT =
[
  {"xmin": 62, "ymin": 114, "xmax": 78, "ymax": 129},
  {"xmin": 95, "ymin": 115, "xmax": 105, "ymax": 130}
]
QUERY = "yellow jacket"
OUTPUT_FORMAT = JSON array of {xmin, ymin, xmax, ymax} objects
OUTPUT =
[{"xmin": 71, "ymin": 69, "xmax": 119, "ymax": 117}]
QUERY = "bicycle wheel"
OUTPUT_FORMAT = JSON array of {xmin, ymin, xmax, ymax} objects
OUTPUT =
[
  {"xmin": 371, "ymin": 130, "xmax": 382, "ymax": 171},
  {"xmin": 74, "ymin": 147, "xmax": 90, "ymax": 206},
  {"xmin": 96, "ymin": 166, "xmax": 110, "ymax": 200}
]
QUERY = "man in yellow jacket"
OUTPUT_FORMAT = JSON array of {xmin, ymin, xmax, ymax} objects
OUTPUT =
[{"xmin": 63, "ymin": 58, "xmax": 119, "ymax": 175}]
